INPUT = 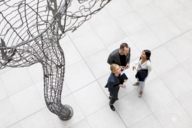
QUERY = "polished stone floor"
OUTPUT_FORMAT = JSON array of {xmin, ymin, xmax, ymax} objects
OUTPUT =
[{"xmin": 1, "ymin": 0, "xmax": 192, "ymax": 128}]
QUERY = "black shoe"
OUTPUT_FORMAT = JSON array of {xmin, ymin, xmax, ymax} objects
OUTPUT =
[{"xmin": 110, "ymin": 105, "xmax": 116, "ymax": 111}]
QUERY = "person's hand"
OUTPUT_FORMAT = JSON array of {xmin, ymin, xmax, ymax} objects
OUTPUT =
[
  {"xmin": 121, "ymin": 64, "xmax": 129, "ymax": 71},
  {"xmin": 120, "ymin": 80, "xmax": 128, "ymax": 88},
  {"xmin": 120, "ymin": 66, "xmax": 125, "ymax": 71},
  {"xmin": 125, "ymin": 64, "xmax": 129, "ymax": 69}
]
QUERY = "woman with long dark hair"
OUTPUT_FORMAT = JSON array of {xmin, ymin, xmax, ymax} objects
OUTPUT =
[{"xmin": 133, "ymin": 50, "xmax": 152, "ymax": 97}]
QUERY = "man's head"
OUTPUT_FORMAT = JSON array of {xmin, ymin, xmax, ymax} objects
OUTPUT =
[{"xmin": 119, "ymin": 43, "xmax": 129, "ymax": 55}]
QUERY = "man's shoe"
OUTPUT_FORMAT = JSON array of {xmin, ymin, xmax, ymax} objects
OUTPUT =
[{"xmin": 110, "ymin": 105, "xmax": 116, "ymax": 111}]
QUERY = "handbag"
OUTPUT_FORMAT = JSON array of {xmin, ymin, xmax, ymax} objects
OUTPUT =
[
  {"xmin": 119, "ymin": 73, "xmax": 128, "ymax": 84},
  {"xmin": 135, "ymin": 69, "xmax": 148, "ymax": 81}
]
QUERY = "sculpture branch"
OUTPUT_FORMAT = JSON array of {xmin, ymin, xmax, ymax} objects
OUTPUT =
[{"xmin": 0, "ymin": 0, "xmax": 111, "ymax": 120}]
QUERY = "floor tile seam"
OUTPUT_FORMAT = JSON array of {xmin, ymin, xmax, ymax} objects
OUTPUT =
[
  {"xmin": 6, "ymin": 107, "xmax": 46, "ymax": 128},
  {"xmin": 67, "ymin": 34, "xmax": 112, "ymax": 96}
]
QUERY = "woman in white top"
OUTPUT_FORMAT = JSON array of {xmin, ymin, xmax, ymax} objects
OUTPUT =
[{"xmin": 133, "ymin": 50, "xmax": 151, "ymax": 97}]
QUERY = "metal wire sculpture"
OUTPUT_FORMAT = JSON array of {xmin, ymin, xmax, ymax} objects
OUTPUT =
[{"xmin": 0, "ymin": 0, "xmax": 111, "ymax": 120}]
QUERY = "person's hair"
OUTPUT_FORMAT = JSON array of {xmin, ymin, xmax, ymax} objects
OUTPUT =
[
  {"xmin": 143, "ymin": 49, "xmax": 151, "ymax": 60},
  {"xmin": 110, "ymin": 64, "xmax": 120, "ymax": 73},
  {"xmin": 120, "ymin": 43, "xmax": 128, "ymax": 49}
]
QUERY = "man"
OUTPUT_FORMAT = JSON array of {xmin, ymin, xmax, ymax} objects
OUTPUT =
[{"xmin": 107, "ymin": 43, "xmax": 131, "ymax": 71}]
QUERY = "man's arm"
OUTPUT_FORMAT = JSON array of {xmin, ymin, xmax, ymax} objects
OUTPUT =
[
  {"xmin": 107, "ymin": 53, "xmax": 113, "ymax": 65},
  {"xmin": 108, "ymin": 49, "xmax": 120, "ymax": 65},
  {"xmin": 124, "ymin": 48, "xmax": 131, "ymax": 69},
  {"xmin": 127, "ymin": 48, "xmax": 131, "ymax": 64}
]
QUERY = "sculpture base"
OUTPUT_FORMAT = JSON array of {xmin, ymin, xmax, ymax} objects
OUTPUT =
[{"xmin": 58, "ymin": 104, "xmax": 73, "ymax": 121}]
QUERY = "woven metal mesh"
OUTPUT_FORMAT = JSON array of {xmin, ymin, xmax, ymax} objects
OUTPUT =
[{"xmin": 0, "ymin": 0, "xmax": 110, "ymax": 120}]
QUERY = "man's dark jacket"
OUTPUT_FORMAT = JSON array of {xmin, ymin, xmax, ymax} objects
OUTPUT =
[{"xmin": 107, "ymin": 48, "xmax": 131, "ymax": 66}]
